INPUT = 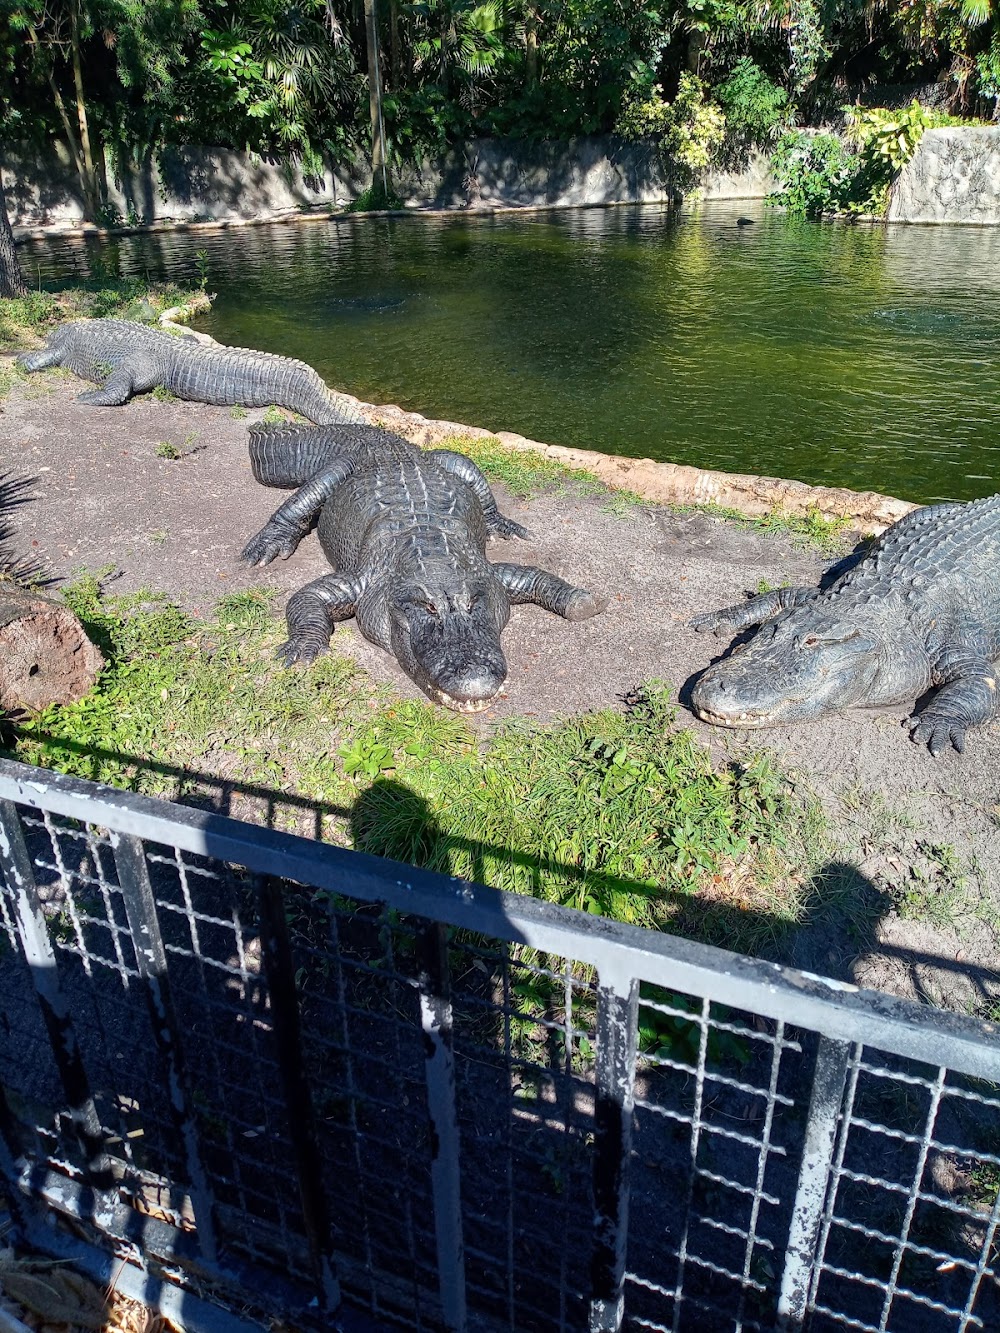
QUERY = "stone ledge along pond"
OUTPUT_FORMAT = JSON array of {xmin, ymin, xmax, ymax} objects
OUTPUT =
[{"xmin": 22, "ymin": 200, "xmax": 1000, "ymax": 506}]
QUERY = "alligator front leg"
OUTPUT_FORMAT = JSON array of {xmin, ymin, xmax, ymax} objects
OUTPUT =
[
  {"xmin": 910, "ymin": 663, "xmax": 1000, "ymax": 756},
  {"xmin": 279, "ymin": 574, "xmax": 363, "ymax": 665},
  {"xmin": 492, "ymin": 563, "xmax": 604, "ymax": 620},
  {"xmin": 689, "ymin": 586, "xmax": 817, "ymax": 635},
  {"xmin": 76, "ymin": 353, "xmax": 161, "ymax": 406},
  {"xmin": 242, "ymin": 460, "xmax": 357, "ymax": 566},
  {"xmin": 428, "ymin": 450, "xmax": 532, "ymax": 540}
]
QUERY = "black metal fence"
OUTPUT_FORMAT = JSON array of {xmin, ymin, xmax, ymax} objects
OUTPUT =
[{"xmin": 0, "ymin": 756, "xmax": 997, "ymax": 1333}]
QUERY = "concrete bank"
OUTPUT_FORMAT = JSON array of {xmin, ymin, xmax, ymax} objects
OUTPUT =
[
  {"xmin": 356, "ymin": 399, "xmax": 917, "ymax": 534},
  {"xmin": 5, "ymin": 136, "xmax": 771, "ymax": 236}
]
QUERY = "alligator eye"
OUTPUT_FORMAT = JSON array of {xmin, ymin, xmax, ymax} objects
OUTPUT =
[
  {"xmin": 802, "ymin": 634, "xmax": 820, "ymax": 648},
  {"xmin": 421, "ymin": 601, "xmax": 439, "ymax": 617}
]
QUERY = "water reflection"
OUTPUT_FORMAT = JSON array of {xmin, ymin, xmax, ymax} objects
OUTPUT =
[{"xmin": 21, "ymin": 203, "xmax": 1000, "ymax": 504}]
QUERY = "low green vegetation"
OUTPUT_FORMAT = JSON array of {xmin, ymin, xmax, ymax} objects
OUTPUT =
[
  {"xmin": 5, "ymin": 576, "xmax": 829, "ymax": 959},
  {"xmin": 442, "ymin": 433, "xmax": 603, "ymax": 500},
  {"xmin": 436, "ymin": 435, "xmax": 855, "ymax": 553},
  {"xmin": 0, "ymin": 280, "xmax": 206, "ymax": 356},
  {"xmin": 768, "ymin": 102, "xmax": 975, "ymax": 219}
]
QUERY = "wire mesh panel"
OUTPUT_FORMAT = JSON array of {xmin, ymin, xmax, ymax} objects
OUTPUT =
[{"xmin": 0, "ymin": 758, "xmax": 998, "ymax": 1333}]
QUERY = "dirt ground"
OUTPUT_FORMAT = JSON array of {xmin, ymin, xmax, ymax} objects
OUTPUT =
[{"xmin": 2, "ymin": 366, "xmax": 999, "ymax": 1017}]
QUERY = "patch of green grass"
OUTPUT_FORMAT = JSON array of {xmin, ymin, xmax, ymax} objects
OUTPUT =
[
  {"xmin": 680, "ymin": 501, "xmax": 858, "ymax": 556},
  {"xmin": 263, "ymin": 404, "xmax": 291, "ymax": 424},
  {"xmin": 0, "ymin": 280, "xmax": 207, "ymax": 357},
  {"xmin": 892, "ymin": 840, "xmax": 972, "ymax": 929},
  {"xmin": 154, "ymin": 431, "xmax": 199, "ymax": 460},
  {"xmin": 444, "ymin": 433, "xmax": 603, "ymax": 500},
  {"xmin": 4, "ymin": 579, "xmax": 825, "ymax": 958},
  {"xmin": 151, "ymin": 384, "xmax": 177, "ymax": 403},
  {"xmin": 230, "ymin": 405, "xmax": 248, "ymax": 420},
  {"xmin": 352, "ymin": 685, "xmax": 825, "ymax": 953}
]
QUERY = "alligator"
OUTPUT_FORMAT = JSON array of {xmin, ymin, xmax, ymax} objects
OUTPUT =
[
  {"xmin": 16, "ymin": 319, "xmax": 365, "ymax": 424},
  {"xmin": 689, "ymin": 495, "xmax": 1000, "ymax": 755},
  {"xmin": 242, "ymin": 423, "xmax": 604, "ymax": 711}
]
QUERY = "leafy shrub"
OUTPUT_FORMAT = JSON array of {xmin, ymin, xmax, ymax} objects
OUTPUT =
[
  {"xmin": 716, "ymin": 58, "xmax": 789, "ymax": 143},
  {"xmin": 767, "ymin": 131, "xmax": 861, "ymax": 218},
  {"xmin": 768, "ymin": 100, "xmax": 944, "ymax": 218},
  {"xmin": 616, "ymin": 73, "xmax": 727, "ymax": 191}
]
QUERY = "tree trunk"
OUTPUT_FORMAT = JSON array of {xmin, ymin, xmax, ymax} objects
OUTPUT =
[
  {"xmin": 364, "ymin": 0, "xmax": 390, "ymax": 204},
  {"xmin": 389, "ymin": 0, "xmax": 402, "ymax": 85},
  {"xmin": 525, "ymin": 5, "xmax": 539, "ymax": 87},
  {"xmin": 27, "ymin": 22, "xmax": 100, "ymax": 220},
  {"xmin": 68, "ymin": 0, "xmax": 101, "ymax": 218},
  {"xmin": 0, "ymin": 587, "xmax": 104, "ymax": 712},
  {"xmin": 686, "ymin": 28, "xmax": 706, "ymax": 76},
  {"xmin": 0, "ymin": 174, "xmax": 28, "ymax": 299}
]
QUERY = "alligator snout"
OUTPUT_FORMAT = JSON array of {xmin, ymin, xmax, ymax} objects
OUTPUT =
[
  {"xmin": 431, "ymin": 657, "xmax": 508, "ymax": 713},
  {"xmin": 691, "ymin": 669, "xmax": 773, "ymax": 727}
]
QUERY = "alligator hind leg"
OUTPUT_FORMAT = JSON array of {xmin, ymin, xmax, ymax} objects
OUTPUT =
[
  {"xmin": 428, "ymin": 449, "xmax": 532, "ymax": 540},
  {"xmin": 16, "ymin": 344, "xmax": 63, "ymax": 372},
  {"xmin": 493, "ymin": 563, "xmax": 604, "ymax": 620},
  {"xmin": 279, "ymin": 574, "xmax": 362, "ymax": 665},
  {"xmin": 242, "ymin": 459, "xmax": 357, "ymax": 566},
  {"xmin": 910, "ymin": 662, "xmax": 1000, "ymax": 756},
  {"xmin": 249, "ymin": 424, "xmax": 356, "ymax": 489}
]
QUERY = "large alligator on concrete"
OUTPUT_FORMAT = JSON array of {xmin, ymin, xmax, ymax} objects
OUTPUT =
[
  {"xmin": 242, "ymin": 422, "xmax": 604, "ymax": 711},
  {"xmin": 689, "ymin": 495, "xmax": 1000, "ymax": 755},
  {"xmin": 16, "ymin": 319, "xmax": 365, "ymax": 424}
]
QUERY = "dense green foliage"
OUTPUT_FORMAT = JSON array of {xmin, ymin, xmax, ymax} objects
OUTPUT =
[
  {"xmin": 0, "ymin": 1, "xmax": 996, "ymax": 217},
  {"xmin": 768, "ymin": 100, "xmax": 968, "ymax": 217}
]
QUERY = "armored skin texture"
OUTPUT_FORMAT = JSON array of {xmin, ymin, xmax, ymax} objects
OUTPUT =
[
  {"xmin": 243, "ymin": 423, "xmax": 604, "ymax": 711},
  {"xmin": 16, "ymin": 319, "xmax": 365, "ymax": 424},
  {"xmin": 689, "ymin": 496, "xmax": 1000, "ymax": 756}
]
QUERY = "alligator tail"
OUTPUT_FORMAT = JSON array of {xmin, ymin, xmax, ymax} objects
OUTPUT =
[{"xmin": 249, "ymin": 424, "xmax": 358, "ymax": 489}]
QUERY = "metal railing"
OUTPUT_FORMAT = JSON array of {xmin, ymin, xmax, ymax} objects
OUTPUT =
[{"xmin": 0, "ymin": 755, "xmax": 997, "ymax": 1333}]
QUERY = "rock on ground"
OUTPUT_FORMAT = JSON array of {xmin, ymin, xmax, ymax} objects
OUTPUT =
[{"xmin": 2, "ymin": 369, "xmax": 998, "ymax": 1016}]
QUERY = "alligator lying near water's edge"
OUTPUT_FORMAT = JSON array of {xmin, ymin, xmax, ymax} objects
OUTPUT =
[
  {"xmin": 690, "ymin": 495, "xmax": 1000, "ymax": 756},
  {"xmin": 242, "ymin": 422, "xmax": 604, "ymax": 711},
  {"xmin": 16, "ymin": 319, "xmax": 366, "ymax": 424}
]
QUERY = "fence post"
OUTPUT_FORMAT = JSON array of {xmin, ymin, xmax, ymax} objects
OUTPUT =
[
  {"xmin": 776, "ymin": 1035, "xmax": 851, "ymax": 1329},
  {"xmin": 416, "ymin": 920, "xmax": 466, "ymax": 1333},
  {"xmin": 255, "ymin": 874, "xmax": 341, "ymax": 1314},
  {"xmin": 589, "ymin": 966, "xmax": 639, "ymax": 1333},
  {"xmin": 0, "ymin": 800, "xmax": 113, "ymax": 1190},
  {"xmin": 111, "ymin": 831, "xmax": 220, "ymax": 1263}
]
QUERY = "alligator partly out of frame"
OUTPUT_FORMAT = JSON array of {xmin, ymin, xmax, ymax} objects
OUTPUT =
[
  {"xmin": 242, "ymin": 422, "xmax": 604, "ymax": 711},
  {"xmin": 689, "ymin": 495, "xmax": 1000, "ymax": 756},
  {"xmin": 16, "ymin": 319, "xmax": 366, "ymax": 424}
]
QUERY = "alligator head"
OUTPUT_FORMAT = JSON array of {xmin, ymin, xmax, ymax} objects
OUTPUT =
[
  {"xmin": 691, "ymin": 605, "xmax": 887, "ymax": 728},
  {"xmin": 388, "ymin": 573, "xmax": 510, "ymax": 713}
]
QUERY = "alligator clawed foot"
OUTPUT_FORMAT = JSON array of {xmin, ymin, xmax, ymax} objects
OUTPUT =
[
  {"xmin": 688, "ymin": 610, "xmax": 729, "ymax": 634},
  {"xmin": 565, "ymin": 590, "xmax": 605, "ymax": 621},
  {"xmin": 276, "ymin": 637, "xmax": 326, "ymax": 667},
  {"xmin": 242, "ymin": 528, "xmax": 298, "ymax": 566},
  {"xmin": 909, "ymin": 713, "xmax": 965, "ymax": 757},
  {"xmin": 500, "ymin": 519, "xmax": 533, "ymax": 541}
]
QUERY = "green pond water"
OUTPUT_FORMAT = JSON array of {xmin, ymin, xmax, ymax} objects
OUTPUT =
[{"xmin": 23, "ymin": 200, "xmax": 1000, "ymax": 505}]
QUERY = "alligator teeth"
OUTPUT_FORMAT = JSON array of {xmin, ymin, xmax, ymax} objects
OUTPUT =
[{"xmin": 432, "ymin": 689, "xmax": 500, "ymax": 714}]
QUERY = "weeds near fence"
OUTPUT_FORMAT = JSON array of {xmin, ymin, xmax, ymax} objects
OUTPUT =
[{"xmin": 4, "ymin": 578, "xmax": 828, "ymax": 957}]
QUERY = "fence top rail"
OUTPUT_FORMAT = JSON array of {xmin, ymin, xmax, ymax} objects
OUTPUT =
[{"xmin": 1, "ymin": 757, "xmax": 998, "ymax": 1080}]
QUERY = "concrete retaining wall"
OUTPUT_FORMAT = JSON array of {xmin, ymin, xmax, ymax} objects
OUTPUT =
[
  {"xmin": 890, "ymin": 126, "xmax": 1000, "ymax": 224},
  {"xmin": 3, "ymin": 137, "xmax": 771, "ymax": 234}
]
